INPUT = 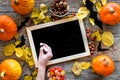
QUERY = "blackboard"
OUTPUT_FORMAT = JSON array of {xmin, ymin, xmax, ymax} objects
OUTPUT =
[{"xmin": 26, "ymin": 17, "xmax": 90, "ymax": 67}]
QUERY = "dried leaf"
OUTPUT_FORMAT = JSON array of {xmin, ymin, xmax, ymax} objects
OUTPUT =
[
  {"xmin": 102, "ymin": 32, "xmax": 114, "ymax": 47},
  {"xmin": 90, "ymin": 0, "xmax": 96, "ymax": 4},
  {"xmin": 15, "ymin": 47, "xmax": 23, "ymax": 58},
  {"xmin": 27, "ymin": 57, "xmax": 35, "ymax": 68},
  {"xmin": 71, "ymin": 61, "xmax": 82, "ymax": 76},
  {"xmin": 24, "ymin": 75, "xmax": 33, "ymax": 80},
  {"xmin": 91, "ymin": 30, "xmax": 102, "ymax": 41},
  {"xmin": 76, "ymin": 7, "xmax": 90, "ymax": 20},
  {"xmin": 89, "ymin": 18, "xmax": 95, "ymax": 25},
  {"xmin": 15, "ymin": 40, "xmax": 21, "ymax": 46},
  {"xmin": 4, "ymin": 43, "xmax": 15, "ymax": 56},
  {"xmin": 101, "ymin": 0, "xmax": 107, "ymax": 5},
  {"xmin": 33, "ymin": 77, "xmax": 36, "ymax": 80},
  {"xmin": 32, "ymin": 69, "xmax": 38, "ymax": 76},
  {"xmin": 14, "ymin": 32, "xmax": 19, "ymax": 39},
  {"xmin": 96, "ymin": 2, "xmax": 102, "ymax": 12},
  {"xmin": 42, "ymin": 16, "xmax": 52, "ymax": 23},
  {"xmin": 80, "ymin": 62, "xmax": 91, "ymax": 70},
  {"xmin": 31, "ymin": 8, "xmax": 39, "ymax": 18},
  {"xmin": 82, "ymin": 0, "xmax": 86, "ymax": 5},
  {"xmin": 40, "ymin": 3, "xmax": 48, "ymax": 13},
  {"xmin": 33, "ymin": 18, "xmax": 42, "ymax": 25},
  {"xmin": 38, "ymin": 12, "xmax": 45, "ymax": 20}
]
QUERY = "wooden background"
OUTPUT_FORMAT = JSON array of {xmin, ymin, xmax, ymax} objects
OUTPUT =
[{"xmin": 0, "ymin": 0, "xmax": 120, "ymax": 80}]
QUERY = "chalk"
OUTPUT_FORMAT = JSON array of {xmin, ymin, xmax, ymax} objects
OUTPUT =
[{"xmin": 40, "ymin": 42, "xmax": 48, "ymax": 52}]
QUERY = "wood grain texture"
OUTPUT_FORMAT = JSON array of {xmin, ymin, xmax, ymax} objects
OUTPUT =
[{"xmin": 0, "ymin": 0, "xmax": 120, "ymax": 80}]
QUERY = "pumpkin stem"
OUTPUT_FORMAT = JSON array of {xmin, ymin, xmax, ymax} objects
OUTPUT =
[
  {"xmin": 103, "ymin": 58, "xmax": 108, "ymax": 66},
  {"xmin": 14, "ymin": 0, "xmax": 19, "ymax": 4},
  {"xmin": 109, "ymin": 8, "xmax": 115, "ymax": 14},
  {"xmin": 0, "ymin": 71, "xmax": 5, "ymax": 78},
  {"xmin": 0, "ymin": 29, "xmax": 5, "ymax": 33}
]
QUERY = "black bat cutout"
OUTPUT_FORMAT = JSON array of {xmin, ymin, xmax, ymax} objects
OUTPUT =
[
  {"xmin": 18, "ymin": 17, "xmax": 30, "ymax": 31},
  {"xmin": 86, "ymin": 0, "xmax": 103, "ymax": 30},
  {"xmin": 16, "ymin": 35, "xmax": 25, "ymax": 48},
  {"xmin": 97, "ymin": 42, "xmax": 109, "ymax": 52}
]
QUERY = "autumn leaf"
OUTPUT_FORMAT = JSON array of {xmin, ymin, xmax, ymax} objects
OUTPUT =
[
  {"xmin": 90, "ymin": 0, "xmax": 96, "ymax": 4},
  {"xmin": 80, "ymin": 61, "xmax": 91, "ymax": 69},
  {"xmin": 31, "ymin": 8, "xmax": 39, "ymax": 18},
  {"xmin": 71, "ymin": 61, "xmax": 82, "ymax": 76},
  {"xmin": 15, "ymin": 47, "xmax": 23, "ymax": 58},
  {"xmin": 42, "ymin": 16, "xmax": 52, "ymax": 23},
  {"xmin": 4, "ymin": 43, "xmax": 15, "ymax": 56},
  {"xmin": 101, "ymin": 0, "xmax": 107, "ymax": 5},
  {"xmin": 96, "ymin": 2, "xmax": 103, "ymax": 12},
  {"xmin": 40, "ymin": 3, "xmax": 48, "ymax": 13},
  {"xmin": 33, "ymin": 18, "xmax": 42, "ymax": 25},
  {"xmin": 14, "ymin": 32, "xmax": 19, "ymax": 39},
  {"xmin": 76, "ymin": 7, "xmax": 90, "ymax": 20},
  {"xmin": 91, "ymin": 30, "xmax": 102, "ymax": 41},
  {"xmin": 89, "ymin": 18, "xmax": 95, "ymax": 25},
  {"xmin": 82, "ymin": 0, "xmax": 86, "ymax": 5},
  {"xmin": 24, "ymin": 75, "xmax": 33, "ymax": 80},
  {"xmin": 102, "ymin": 31, "xmax": 114, "ymax": 47}
]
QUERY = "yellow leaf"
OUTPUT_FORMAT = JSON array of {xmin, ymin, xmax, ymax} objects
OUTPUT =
[
  {"xmin": 80, "ymin": 61, "xmax": 91, "ymax": 70},
  {"xmin": 32, "ymin": 69, "xmax": 38, "ymax": 76},
  {"xmin": 40, "ymin": 3, "xmax": 48, "ymax": 13},
  {"xmin": 82, "ymin": 0, "xmax": 86, "ymax": 5},
  {"xmin": 27, "ymin": 57, "xmax": 35, "ymax": 68},
  {"xmin": 71, "ymin": 61, "xmax": 82, "ymax": 76},
  {"xmin": 33, "ymin": 77, "xmax": 36, "ymax": 80},
  {"xmin": 15, "ymin": 47, "xmax": 23, "ymax": 58},
  {"xmin": 38, "ymin": 12, "xmax": 45, "ymax": 20},
  {"xmin": 96, "ymin": 2, "xmax": 102, "ymax": 12},
  {"xmin": 89, "ymin": 18, "xmax": 95, "ymax": 25},
  {"xmin": 76, "ymin": 7, "xmax": 90, "ymax": 20},
  {"xmin": 31, "ymin": 8, "xmax": 39, "ymax": 18},
  {"xmin": 91, "ymin": 30, "xmax": 102, "ymax": 41},
  {"xmin": 90, "ymin": 0, "xmax": 96, "ymax": 4},
  {"xmin": 24, "ymin": 75, "xmax": 33, "ymax": 80},
  {"xmin": 21, "ymin": 47, "xmax": 32, "ymax": 60},
  {"xmin": 14, "ymin": 32, "xmax": 19, "ymax": 39},
  {"xmin": 4, "ymin": 43, "xmax": 15, "ymax": 56},
  {"xmin": 102, "ymin": 32, "xmax": 114, "ymax": 47},
  {"xmin": 42, "ymin": 16, "xmax": 52, "ymax": 23},
  {"xmin": 101, "ymin": 0, "xmax": 107, "ymax": 5},
  {"xmin": 33, "ymin": 18, "xmax": 42, "ymax": 25},
  {"xmin": 15, "ymin": 40, "xmax": 21, "ymax": 46}
]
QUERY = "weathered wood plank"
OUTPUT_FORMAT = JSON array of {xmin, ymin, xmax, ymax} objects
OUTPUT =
[{"xmin": 0, "ymin": 0, "xmax": 120, "ymax": 80}]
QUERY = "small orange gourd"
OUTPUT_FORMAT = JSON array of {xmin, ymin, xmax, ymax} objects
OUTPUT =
[
  {"xmin": 99, "ymin": 2, "xmax": 120, "ymax": 25},
  {"xmin": 92, "ymin": 55, "xmax": 114, "ymax": 76},
  {"xmin": 0, "ymin": 15, "xmax": 17, "ymax": 41},
  {"xmin": 0, "ymin": 59, "xmax": 22, "ymax": 80},
  {"xmin": 11, "ymin": 0, "xmax": 34, "ymax": 15}
]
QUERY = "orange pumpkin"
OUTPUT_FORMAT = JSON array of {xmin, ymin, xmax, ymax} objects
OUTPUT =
[
  {"xmin": 99, "ymin": 2, "xmax": 120, "ymax": 25},
  {"xmin": 0, "ymin": 15, "xmax": 17, "ymax": 41},
  {"xmin": 92, "ymin": 55, "xmax": 114, "ymax": 76},
  {"xmin": 0, "ymin": 59, "xmax": 22, "ymax": 80},
  {"xmin": 11, "ymin": 0, "xmax": 34, "ymax": 15}
]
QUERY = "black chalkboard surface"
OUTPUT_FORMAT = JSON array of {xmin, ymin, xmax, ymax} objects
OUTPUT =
[
  {"xmin": 32, "ymin": 20, "xmax": 85, "ymax": 59},
  {"xmin": 26, "ymin": 17, "xmax": 90, "ymax": 67}
]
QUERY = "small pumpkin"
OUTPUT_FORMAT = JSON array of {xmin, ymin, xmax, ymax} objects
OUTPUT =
[
  {"xmin": 0, "ymin": 15, "xmax": 17, "ymax": 41},
  {"xmin": 92, "ymin": 55, "xmax": 114, "ymax": 76},
  {"xmin": 0, "ymin": 59, "xmax": 22, "ymax": 80},
  {"xmin": 11, "ymin": 0, "xmax": 34, "ymax": 15},
  {"xmin": 99, "ymin": 2, "xmax": 120, "ymax": 25}
]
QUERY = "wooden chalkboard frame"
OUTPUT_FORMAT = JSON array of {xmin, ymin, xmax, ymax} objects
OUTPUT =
[{"xmin": 26, "ymin": 16, "xmax": 90, "ymax": 67}]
